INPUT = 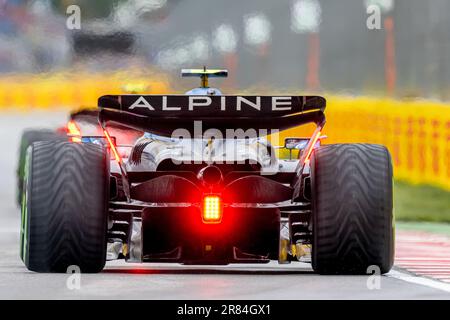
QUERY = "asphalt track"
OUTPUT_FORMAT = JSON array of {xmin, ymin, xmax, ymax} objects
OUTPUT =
[{"xmin": 0, "ymin": 112, "xmax": 449, "ymax": 299}]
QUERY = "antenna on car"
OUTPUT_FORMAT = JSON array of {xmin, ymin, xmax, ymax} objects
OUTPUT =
[{"xmin": 181, "ymin": 67, "xmax": 228, "ymax": 88}]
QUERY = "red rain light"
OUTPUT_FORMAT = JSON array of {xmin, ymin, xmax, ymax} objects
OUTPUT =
[{"xmin": 202, "ymin": 195, "xmax": 222, "ymax": 223}]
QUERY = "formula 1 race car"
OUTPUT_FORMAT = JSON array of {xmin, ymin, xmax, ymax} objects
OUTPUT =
[{"xmin": 19, "ymin": 69, "xmax": 394, "ymax": 274}]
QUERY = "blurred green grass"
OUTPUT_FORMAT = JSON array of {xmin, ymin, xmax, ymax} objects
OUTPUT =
[{"xmin": 394, "ymin": 180, "xmax": 450, "ymax": 223}]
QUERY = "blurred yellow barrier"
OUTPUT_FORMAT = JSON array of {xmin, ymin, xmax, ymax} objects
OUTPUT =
[
  {"xmin": 0, "ymin": 76, "xmax": 449, "ymax": 190},
  {"xmin": 281, "ymin": 96, "xmax": 450, "ymax": 191},
  {"xmin": 0, "ymin": 71, "xmax": 170, "ymax": 110}
]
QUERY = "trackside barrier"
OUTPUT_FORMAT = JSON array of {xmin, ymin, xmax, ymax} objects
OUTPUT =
[
  {"xmin": 0, "ymin": 72, "xmax": 170, "ymax": 110},
  {"xmin": 279, "ymin": 96, "xmax": 450, "ymax": 191},
  {"xmin": 0, "ymin": 77, "xmax": 448, "ymax": 190}
]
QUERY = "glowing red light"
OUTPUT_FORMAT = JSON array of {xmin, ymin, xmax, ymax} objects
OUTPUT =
[{"xmin": 202, "ymin": 195, "xmax": 222, "ymax": 223}]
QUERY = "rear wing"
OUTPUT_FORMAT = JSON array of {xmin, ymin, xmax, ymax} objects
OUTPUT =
[{"xmin": 98, "ymin": 95, "xmax": 326, "ymax": 136}]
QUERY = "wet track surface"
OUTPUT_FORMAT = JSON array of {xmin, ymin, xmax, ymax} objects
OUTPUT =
[{"xmin": 0, "ymin": 112, "xmax": 449, "ymax": 299}]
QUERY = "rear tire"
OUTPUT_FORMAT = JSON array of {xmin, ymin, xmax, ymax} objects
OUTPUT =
[
  {"xmin": 16, "ymin": 129, "xmax": 65, "ymax": 206},
  {"xmin": 311, "ymin": 144, "xmax": 394, "ymax": 275},
  {"xmin": 21, "ymin": 141, "xmax": 109, "ymax": 273}
]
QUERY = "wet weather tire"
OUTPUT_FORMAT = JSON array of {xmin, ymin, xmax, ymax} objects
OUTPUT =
[
  {"xmin": 21, "ymin": 141, "xmax": 109, "ymax": 273},
  {"xmin": 16, "ymin": 129, "xmax": 65, "ymax": 206},
  {"xmin": 311, "ymin": 144, "xmax": 394, "ymax": 275}
]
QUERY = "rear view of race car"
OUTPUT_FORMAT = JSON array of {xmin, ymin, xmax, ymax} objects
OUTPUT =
[{"xmin": 19, "ymin": 69, "xmax": 394, "ymax": 274}]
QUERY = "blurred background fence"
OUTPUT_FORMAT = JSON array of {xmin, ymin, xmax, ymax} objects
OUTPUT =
[
  {"xmin": 0, "ymin": 72, "xmax": 169, "ymax": 109},
  {"xmin": 284, "ymin": 97, "xmax": 450, "ymax": 191}
]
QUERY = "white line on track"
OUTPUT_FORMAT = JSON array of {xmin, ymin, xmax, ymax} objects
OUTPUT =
[{"xmin": 388, "ymin": 269, "xmax": 450, "ymax": 293}]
